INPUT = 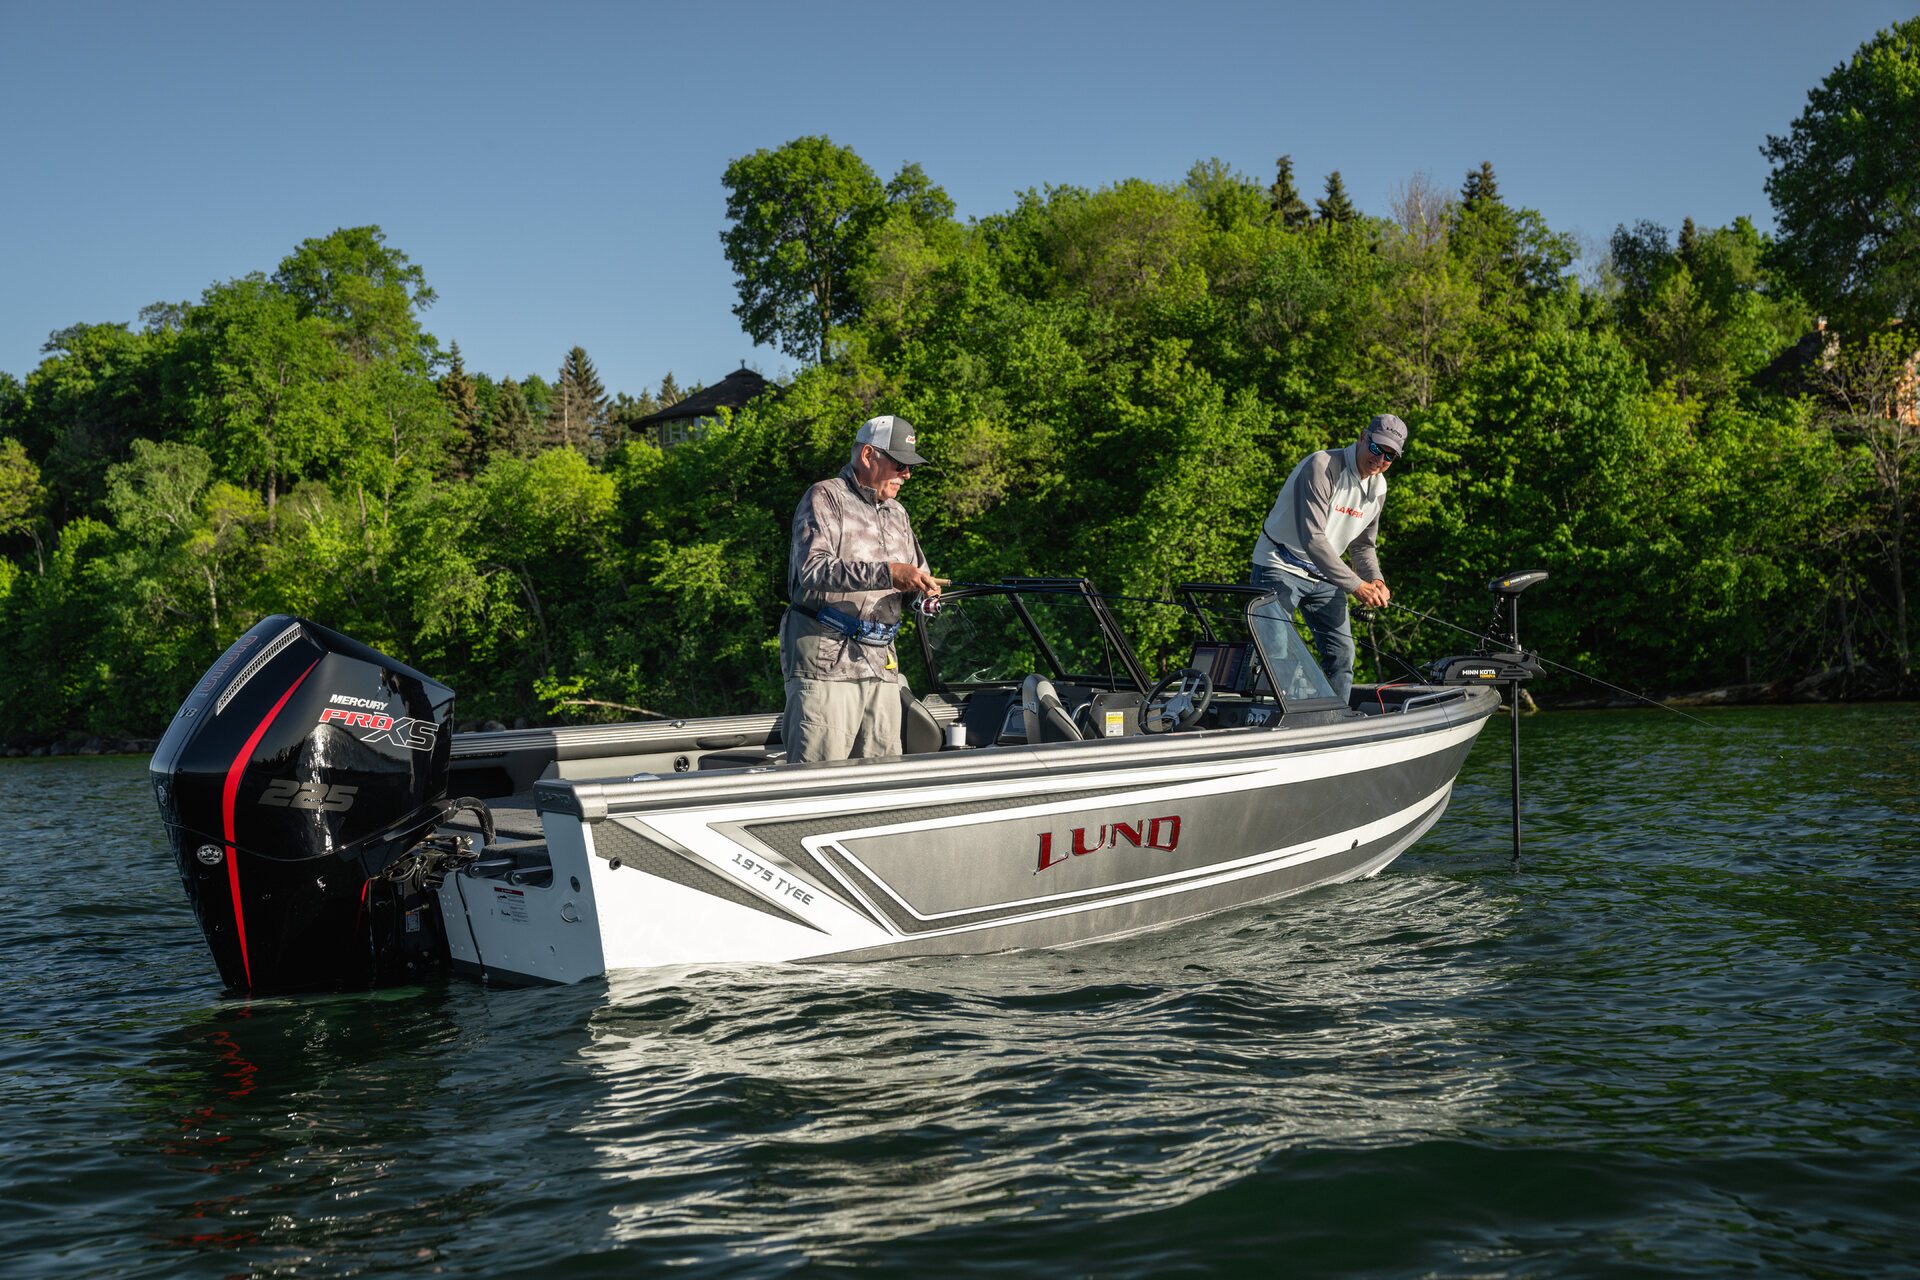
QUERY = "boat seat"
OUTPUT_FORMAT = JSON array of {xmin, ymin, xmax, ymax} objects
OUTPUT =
[
  {"xmin": 1021, "ymin": 673, "xmax": 1082, "ymax": 743},
  {"xmin": 900, "ymin": 687, "xmax": 944, "ymax": 755}
]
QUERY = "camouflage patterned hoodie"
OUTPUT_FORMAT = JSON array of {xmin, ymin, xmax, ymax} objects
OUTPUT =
[{"xmin": 779, "ymin": 463, "xmax": 929, "ymax": 684}]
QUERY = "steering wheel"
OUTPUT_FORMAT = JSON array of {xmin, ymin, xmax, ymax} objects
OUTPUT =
[{"xmin": 1140, "ymin": 667, "xmax": 1214, "ymax": 734}]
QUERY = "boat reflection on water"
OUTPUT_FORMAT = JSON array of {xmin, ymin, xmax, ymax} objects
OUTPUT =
[
  {"xmin": 574, "ymin": 869, "xmax": 1515, "ymax": 1254},
  {"xmin": 125, "ymin": 986, "xmax": 605, "ymax": 1272}
]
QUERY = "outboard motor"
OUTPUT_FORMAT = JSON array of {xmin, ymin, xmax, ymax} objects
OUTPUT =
[{"xmin": 150, "ymin": 615, "xmax": 462, "ymax": 994}]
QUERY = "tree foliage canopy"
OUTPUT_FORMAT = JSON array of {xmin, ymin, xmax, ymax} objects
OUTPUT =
[
  {"xmin": 1, "ymin": 59, "xmax": 1914, "ymax": 743},
  {"xmin": 1764, "ymin": 17, "xmax": 1920, "ymax": 326},
  {"xmin": 720, "ymin": 136, "xmax": 887, "ymax": 365}
]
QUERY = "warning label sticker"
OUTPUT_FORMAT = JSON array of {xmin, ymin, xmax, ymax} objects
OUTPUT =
[{"xmin": 494, "ymin": 886, "xmax": 529, "ymax": 923}]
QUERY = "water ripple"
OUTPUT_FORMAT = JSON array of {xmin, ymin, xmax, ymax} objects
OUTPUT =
[{"xmin": 1, "ymin": 707, "xmax": 1916, "ymax": 1277}]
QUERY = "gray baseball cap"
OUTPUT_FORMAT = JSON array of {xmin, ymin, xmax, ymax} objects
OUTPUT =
[
  {"xmin": 855, "ymin": 414, "xmax": 929, "ymax": 466},
  {"xmin": 1362, "ymin": 413, "xmax": 1408, "ymax": 455}
]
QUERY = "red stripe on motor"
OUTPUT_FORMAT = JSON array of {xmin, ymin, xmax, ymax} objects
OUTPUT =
[{"xmin": 221, "ymin": 656, "xmax": 322, "ymax": 989}]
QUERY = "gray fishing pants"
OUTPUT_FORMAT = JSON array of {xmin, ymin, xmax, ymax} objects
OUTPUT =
[{"xmin": 782, "ymin": 677, "xmax": 902, "ymax": 762}]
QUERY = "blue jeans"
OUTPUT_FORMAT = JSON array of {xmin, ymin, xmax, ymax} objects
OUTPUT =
[{"xmin": 1249, "ymin": 564, "xmax": 1355, "ymax": 702}]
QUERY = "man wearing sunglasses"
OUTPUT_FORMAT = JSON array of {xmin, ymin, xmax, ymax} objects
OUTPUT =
[
  {"xmin": 780, "ymin": 414, "xmax": 943, "ymax": 761},
  {"xmin": 1249, "ymin": 413, "xmax": 1406, "ymax": 702}
]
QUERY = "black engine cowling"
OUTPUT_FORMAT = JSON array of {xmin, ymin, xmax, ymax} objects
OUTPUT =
[{"xmin": 150, "ymin": 615, "xmax": 457, "ymax": 994}]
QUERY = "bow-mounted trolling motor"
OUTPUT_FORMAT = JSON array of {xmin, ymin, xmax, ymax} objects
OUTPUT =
[
  {"xmin": 1424, "ymin": 569, "xmax": 1548, "ymax": 687},
  {"xmin": 149, "ymin": 615, "xmax": 487, "ymax": 994},
  {"xmin": 1423, "ymin": 569, "xmax": 1550, "ymax": 859}
]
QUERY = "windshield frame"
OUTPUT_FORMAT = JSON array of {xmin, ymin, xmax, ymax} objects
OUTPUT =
[
  {"xmin": 917, "ymin": 578, "xmax": 1151, "ymax": 694},
  {"xmin": 1174, "ymin": 582, "xmax": 1349, "ymax": 713}
]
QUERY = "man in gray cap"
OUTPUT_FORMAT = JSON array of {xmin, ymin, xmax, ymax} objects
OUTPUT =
[
  {"xmin": 780, "ymin": 414, "xmax": 942, "ymax": 762},
  {"xmin": 1249, "ymin": 413, "xmax": 1407, "ymax": 702}
]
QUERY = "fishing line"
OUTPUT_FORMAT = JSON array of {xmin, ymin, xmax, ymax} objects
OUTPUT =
[
  {"xmin": 941, "ymin": 579, "xmax": 1723, "ymax": 729},
  {"xmin": 1378, "ymin": 600, "xmax": 1721, "ymax": 729}
]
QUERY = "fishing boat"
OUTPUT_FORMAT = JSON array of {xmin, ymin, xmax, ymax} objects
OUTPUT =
[{"xmin": 151, "ymin": 576, "xmax": 1535, "ymax": 992}]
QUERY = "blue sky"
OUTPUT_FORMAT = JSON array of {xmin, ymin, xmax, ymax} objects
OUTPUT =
[{"xmin": 2, "ymin": 1, "xmax": 1910, "ymax": 399}]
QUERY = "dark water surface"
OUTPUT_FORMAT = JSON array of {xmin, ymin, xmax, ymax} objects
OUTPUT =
[{"xmin": 3, "ymin": 705, "xmax": 1917, "ymax": 1278}]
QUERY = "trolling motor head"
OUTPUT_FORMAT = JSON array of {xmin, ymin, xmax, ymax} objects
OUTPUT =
[{"xmin": 1424, "ymin": 569, "xmax": 1548, "ymax": 685}]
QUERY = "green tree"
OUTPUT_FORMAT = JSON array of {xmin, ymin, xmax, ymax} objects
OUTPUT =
[
  {"xmin": 490, "ymin": 377, "xmax": 538, "ymax": 456},
  {"xmin": 104, "ymin": 438, "xmax": 264, "ymax": 639},
  {"xmin": 440, "ymin": 341, "xmax": 481, "ymax": 473},
  {"xmin": 1268, "ymin": 155, "xmax": 1311, "ymax": 229},
  {"xmin": 1366, "ymin": 233, "xmax": 1479, "ymax": 409},
  {"xmin": 404, "ymin": 447, "xmax": 616, "ymax": 688},
  {"xmin": 1763, "ymin": 17, "xmax": 1920, "ymax": 326},
  {"xmin": 721, "ymin": 135, "xmax": 887, "ymax": 364},
  {"xmin": 1609, "ymin": 216, "xmax": 1809, "ymax": 402},
  {"xmin": 885, "ymin": 161, "xmax": 957, "ymax": 228},
  {"xmin": 1185, "ymin": 158, "xmax": 1270, "ymax": 232},
  {"xmin": 1448, "ymin": 162, "xmax": 1577, "ymax": 322},
  {"xmin": 550, "ymin": 345, "xmax": 609, "ymax": 452},
  {"xmin": 1461, "ymin": 161, "xmax": 1500, "ymax": 209},
  {"xmin": 333, "ymin": 356, "xmax": 457, "ymax": 536},
  {"xmin": 0, "ymin": 437, "xmax": 47, "ymax": 570},
  {"xmin": 607, "ymin": 389, "xmax": 660, "ymax": 451},
  {"xmin": 1315, "ymin": 171, "xmax": 1357, "ymax": 224},
  {"xmin": 272, "ymin": 226, "xmax": 438, "ymax": 363},
  {"xmin": 15, "ymin": 322, "xmax": 182, "ymax": 523},
  {"xmin": 180, "ymin": 275, "xmax": 343, "ymax": 529}
]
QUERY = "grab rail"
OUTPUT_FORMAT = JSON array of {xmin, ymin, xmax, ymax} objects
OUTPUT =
[{"xmin": 1398, "ymin": 688, "xmax": 1467, "ymax": 713}]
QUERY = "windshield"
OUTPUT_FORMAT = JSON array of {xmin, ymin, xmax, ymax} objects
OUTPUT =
[
  {"xmin": 920, "ymin": 589, "xmax": 1136, "ymax": 689},
  {"xmin": 1247, "ymin": 595, "xmax": 1340, "ymax": 702},
  {"xmin": 921, "ymin": 594, "xmax": 1042, "ymax": 686},
  {"xmin": 1021, "ymin": 593, "xmax": 1120, "ymax": 682}
]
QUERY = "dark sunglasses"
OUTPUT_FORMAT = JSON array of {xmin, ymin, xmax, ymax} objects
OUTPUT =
[{"xmin": 1367, "ymin": 441, "xmax": 1400, "ymax": 463}]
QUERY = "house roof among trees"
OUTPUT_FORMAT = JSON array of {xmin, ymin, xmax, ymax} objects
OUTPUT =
[{"xmin": 629, "ymin": 368, "xmax": 771, "ymax": 427}]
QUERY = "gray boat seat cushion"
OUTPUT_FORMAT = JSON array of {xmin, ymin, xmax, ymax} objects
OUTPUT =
[
  {"xmin": 1021, "ymin": 673, "xmax": 1082, "ymax": 743},
  {"xmin": 900, "ymin": 686, "xmax": 944, "ymax": 755}
]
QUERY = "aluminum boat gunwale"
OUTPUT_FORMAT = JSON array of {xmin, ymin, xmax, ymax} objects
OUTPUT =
[{"xmin": 537, "ymin": 687, "xmax": 1490, "ymax": 821}]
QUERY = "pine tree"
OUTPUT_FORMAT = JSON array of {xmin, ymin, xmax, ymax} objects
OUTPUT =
[
  {"xmin": 1316, "ymin": 171, "xmax": 1357, "ymax": 224},
  {"xmin": 491, "ymin": 377, "xmax": 537, "ymax": 456},
  {"xmin": 1677, "ymin": 216, "xmax": 1702, "ymax": 271},
  {"xmin": 1461, "ymin": 161, "xmax": 1501, "ymax": 209},
  {"xmin": 657, "ymin": 372, "xmax": 686, "ymax": 407},
  {"xmin": 550, "ymin": 346, "xmax": 609, "ymax": 450},
  {"xmin": 607, "ymin": 389, "xmax": 661, "ymax": 450},
  {"xmin": 1269, "ymin": 155, "xmax": 1311, "ymax": 230},
  {"xmin": 440, "ymin": 342, "xmax": 481, "ymax": 473}
]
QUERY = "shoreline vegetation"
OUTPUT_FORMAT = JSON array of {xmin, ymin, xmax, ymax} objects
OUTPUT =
[{"xmin": 1, "ymin": 23, "xmax": 1914, "ymax": 745}]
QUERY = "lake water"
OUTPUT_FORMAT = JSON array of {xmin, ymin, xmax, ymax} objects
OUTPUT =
[{"xmin": 2, "ymin": 705, "xmax": 1916, "ymax": 1278}]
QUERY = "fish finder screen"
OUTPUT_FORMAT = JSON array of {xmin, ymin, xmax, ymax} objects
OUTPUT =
[{"xmin": 1190, "ymin": 641, "xmax": 1251, "ymax": 693}]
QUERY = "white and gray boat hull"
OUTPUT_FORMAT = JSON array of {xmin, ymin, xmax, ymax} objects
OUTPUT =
[{"xmin": 438, "ymin": 692, "xmax": 1497, "ymax": 982}]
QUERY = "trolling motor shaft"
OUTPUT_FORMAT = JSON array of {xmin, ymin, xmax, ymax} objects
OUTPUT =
[{"xmin": 1425, "ymin": 570, "xmax": 1549, "ymax": 860}]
